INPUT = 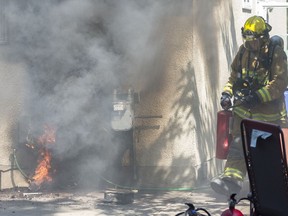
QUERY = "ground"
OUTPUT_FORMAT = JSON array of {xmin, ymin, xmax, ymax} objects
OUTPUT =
[{"xmin": 0, "ymin": 187, "xmax": 250, "ymax": 216}]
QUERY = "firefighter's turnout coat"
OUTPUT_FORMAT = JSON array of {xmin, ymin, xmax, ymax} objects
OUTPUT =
[{"xmin": 223, "ymin": 42, "xmax": 288, "ymax": 122}]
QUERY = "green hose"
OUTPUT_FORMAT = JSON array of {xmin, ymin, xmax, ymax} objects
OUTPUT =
[
  {"xmin": 13, "ymin": 149, "xmax": 211, "ymax": 191},
  {"xmin": 13, "ymin": 150, "xmax": 31, "ymax": 182},
  {"xmin": 99, "ymin": 175, "xmax": 210, "ymax": 191},
  {"xmin": 99, "ymin": 157, "xmax": 215, "ymax": 191}
]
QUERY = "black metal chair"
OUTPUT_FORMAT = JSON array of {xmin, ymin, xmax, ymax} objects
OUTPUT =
[{"xmin": 240, "ymin": 119, "xmax": 288, "ymax": 216}]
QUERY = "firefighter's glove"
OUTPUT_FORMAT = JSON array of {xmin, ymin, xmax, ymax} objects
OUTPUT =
[
  {"xmin": 241, "ymin": 92, "xmax": 260, "ymax": 108},
  {"xmin": 220, "ymin": 92, "xmax": 232, "ymax": 110}
]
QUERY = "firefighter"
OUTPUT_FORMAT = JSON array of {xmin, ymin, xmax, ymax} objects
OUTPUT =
[{"xmin": 210, "ymin": 15, "xmax": 288, "ymax": 196}]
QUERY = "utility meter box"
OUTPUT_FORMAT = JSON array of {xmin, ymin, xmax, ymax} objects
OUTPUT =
[{"xmin": 111, "ymin": 88, "xmax": 134, "ymax": 131}]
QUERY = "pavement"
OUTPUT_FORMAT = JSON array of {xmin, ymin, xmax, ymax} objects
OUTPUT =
[{"xmin": 0, "ymin": 186, "xmax": 251, "ymax": 216}]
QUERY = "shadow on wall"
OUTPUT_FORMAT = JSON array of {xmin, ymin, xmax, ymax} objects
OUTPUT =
[
  {"xmin": 194, "ymin": 1, "xmax": 238, "ymax": 111},
  {"xmin": 193, "ymin": 0, "xmax": 220, "ymax": 105},
  {"xmin": 220, "ymin": 4, "xmax": 238, "ymax": 68},
  {"xmin": 145, "ymin": 62, "xmax": 216, "ymax": 188},
  {"xmin": 142, "ymin": 1, "xmax": 239, "ymax": 188}
]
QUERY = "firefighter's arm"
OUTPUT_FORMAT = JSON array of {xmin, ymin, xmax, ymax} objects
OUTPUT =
[
  {"xmin": 255, "ymin": 46, "xmax": 288, "ymax": 102},
  {"xmin": 222, "ymin": 73, "xmax": 237, "ymax": 96}
]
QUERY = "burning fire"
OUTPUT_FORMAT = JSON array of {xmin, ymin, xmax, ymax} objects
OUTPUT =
[
  {"xmin": 28, "ymin": 124, "xmax": 56, "ymax": 189},
  {"xmin": 32, "ymin": 148, "xmax": 52, "ymax": 186}
]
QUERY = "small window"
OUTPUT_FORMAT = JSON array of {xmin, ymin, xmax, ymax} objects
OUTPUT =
[
  {"xmin": 0, "ymin": 0, "xmax": 7, "ymax": 44},
  {"xmin": 242, "ymin": 0, "xmax": 253, "ymax": 10}
]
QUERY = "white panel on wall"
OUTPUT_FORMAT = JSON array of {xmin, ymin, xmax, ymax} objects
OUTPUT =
[
  {"xmin": 0, "ymin": 0, "xmax": 7, "ymax": 44},
  {"xmin": 242, "ymin": 0, "xmax": 253, "ymax": 10}
]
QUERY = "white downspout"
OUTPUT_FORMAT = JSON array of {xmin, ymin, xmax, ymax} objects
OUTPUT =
[{"xmin": 257, "ymin": 0, "xmax": 288, "ymax": 22}]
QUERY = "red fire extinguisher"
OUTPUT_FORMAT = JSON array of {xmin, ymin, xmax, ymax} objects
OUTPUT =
[
  {"xmin": 216, "ymin": 110, "xmax": 233, "ymax": 159},
  {"xmin": 221, "ymin": 194, "xmax": 244, "ymax": 216}
]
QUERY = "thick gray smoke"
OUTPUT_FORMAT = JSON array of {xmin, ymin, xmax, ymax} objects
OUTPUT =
[{"xmin": 2, "ymin": 0, "xmax": 192, "ymax": 187}]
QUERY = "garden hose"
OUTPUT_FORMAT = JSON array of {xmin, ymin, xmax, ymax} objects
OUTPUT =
[
  {"xmin": 99, "ymin": 174, "xmax": 210, "ymax": 191},
  {"xmin": 13, "ymin": 149, "xmax": 212, "ymax": 192},
  {"xmin": 12, "ymin": 149, "xmax": 31, "ymax": 182}
]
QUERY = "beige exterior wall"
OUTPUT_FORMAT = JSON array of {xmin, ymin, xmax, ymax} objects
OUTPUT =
[
  {"xmin": 0, "ymin": 60, "xmax": 29, "ymax": 189},
  {"xmin": 134, "ymin": 0, "xmax": 287, "ymax": 188},
  {"xmin": 0, "ymin": 0, "xmax": 287, "ymax": 189}
]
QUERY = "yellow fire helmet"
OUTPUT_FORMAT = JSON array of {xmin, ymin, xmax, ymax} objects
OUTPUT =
[{"xmin": 241, "ymin": 16, "xmax": 272, "ymax": 38}]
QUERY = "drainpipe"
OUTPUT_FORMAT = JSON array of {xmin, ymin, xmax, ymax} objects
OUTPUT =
[{"xmin": 257, "ymin": 0, "xmax": 288, "ymax": 22}]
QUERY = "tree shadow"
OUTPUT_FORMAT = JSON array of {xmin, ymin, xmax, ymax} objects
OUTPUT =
[{"xmin": 141, "ymin": 1, "xmax": 239, "ymax": 189}]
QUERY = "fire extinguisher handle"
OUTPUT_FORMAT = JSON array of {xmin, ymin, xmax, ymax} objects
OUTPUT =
[{"xmin": 175, "ymin": 203, "xmax": 211, "ymax": 216}]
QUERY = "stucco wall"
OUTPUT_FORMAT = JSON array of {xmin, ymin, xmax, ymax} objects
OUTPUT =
[
  {"xmin": 134, "ymin": 0, "xmax": 287, "ymax": 188},
  {"xmin": 135, "ymin": 1, "xmax": 233, "ymax": 188},
  {"xmin": 0, "ymin": 59, "xmax": 29, "ymax": 189}
]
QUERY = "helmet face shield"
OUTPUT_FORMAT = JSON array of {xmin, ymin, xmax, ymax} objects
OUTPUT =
[
  {"xmin": 242, "ymin": 35, "xmax": 261, "ymax": 52},
  {"xmin": 242, "ymin": 34, "xmax": 268, "ymax": 52}
]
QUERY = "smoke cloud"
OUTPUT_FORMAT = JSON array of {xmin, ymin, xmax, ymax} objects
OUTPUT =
[{"xmin": 1, "ymin": 0, "xmax": 192, "ymax": 188}]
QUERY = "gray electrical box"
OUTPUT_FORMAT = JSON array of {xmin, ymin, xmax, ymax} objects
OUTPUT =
[{"xmin": 111, "ymin": 88, "xmax": 134, "ymax": 131}]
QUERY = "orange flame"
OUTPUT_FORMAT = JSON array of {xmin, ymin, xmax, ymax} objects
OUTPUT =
[
  {"xmin": 31, "ymin": 124, "xmax": 55, "ymax": 186},
  {"xmin": 32, "ymin": 149, "xmax": 52, "ymax": 185}
]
